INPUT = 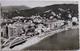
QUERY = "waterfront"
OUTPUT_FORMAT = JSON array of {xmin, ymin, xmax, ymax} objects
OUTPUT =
[
  {"xmin": 23, "ymin": 29, "xmax": 79, "ymax": 50},
  {"xmin": 1, "ymin": 2, "xmax": 78, "ymax": 50}
]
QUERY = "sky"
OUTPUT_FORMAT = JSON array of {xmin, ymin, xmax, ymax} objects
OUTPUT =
[{"xmin": 1, "ymin": 0, "xmax": 78, "ymax": 8}]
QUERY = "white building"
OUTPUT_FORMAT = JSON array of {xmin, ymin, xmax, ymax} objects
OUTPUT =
[
  {"xmin": 72, "ymin": 17, "xmax": 78, "ymax": 22},
  {"xmin": 8, "ymin": 24, "xmax": 24, "ymax": 38}
]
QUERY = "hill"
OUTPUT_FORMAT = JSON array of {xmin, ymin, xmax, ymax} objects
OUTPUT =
[
  {"xmin": 2, "ymin": 4, "xmax": 78, "ymax": 19},
  {"xmin": 2, "ymin": 6, "xmax": 30, "ymax": 12}
]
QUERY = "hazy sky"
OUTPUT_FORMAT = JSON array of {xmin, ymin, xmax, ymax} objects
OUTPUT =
[{"xmin": 1, "ymin": 0, "xmax": 78, "ymax": 8}]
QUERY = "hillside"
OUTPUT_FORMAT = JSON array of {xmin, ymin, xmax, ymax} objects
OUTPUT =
[
  {"xmin": 1, "ymin": 6, "xmax": 30, "ymax": 12},
  {"xmin": 21, "ymin": 4, "xmax": 78, "ymax": 17},
  {"xmin": 2, "ymin": 4, "xmax": 78, "ymax": 19}
]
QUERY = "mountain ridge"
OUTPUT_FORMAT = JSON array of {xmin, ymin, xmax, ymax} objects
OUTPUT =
[{"xmin": 2, "ymin": 4, "xmax": 78, "ymax": 19}]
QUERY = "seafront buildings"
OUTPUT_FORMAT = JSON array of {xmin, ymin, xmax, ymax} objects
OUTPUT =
[{"xmin": 1, "ymin": 9, "xmax": 78, "ymax": 49}]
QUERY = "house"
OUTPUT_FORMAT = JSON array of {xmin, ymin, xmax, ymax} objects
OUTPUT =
[
  {"xmin": 35, "ymin": 24, "xmax": 47, "ymax": 34},
  {"xmin": 72, "ymin": 17, "xmax": 78, "ymax": 25}
]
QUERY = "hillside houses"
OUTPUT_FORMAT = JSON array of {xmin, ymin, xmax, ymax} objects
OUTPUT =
[{"xmin": 1, "ymin": 6, "xmax": 79, "ymax": 49}]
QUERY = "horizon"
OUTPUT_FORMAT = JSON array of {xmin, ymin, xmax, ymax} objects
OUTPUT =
[{"xmin": 1, "ymin": 1, "xmax": 78, "ymax": 8}]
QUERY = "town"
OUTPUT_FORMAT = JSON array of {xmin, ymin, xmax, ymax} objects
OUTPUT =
[{"xmin": 1, "ymin": 7, "xmax": 78, "ymax": 50}]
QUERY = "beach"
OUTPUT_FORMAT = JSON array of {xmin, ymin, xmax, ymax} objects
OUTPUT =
[{"xmin": 23, "ymin": 28, "xmax": 79, "ymax": 50}]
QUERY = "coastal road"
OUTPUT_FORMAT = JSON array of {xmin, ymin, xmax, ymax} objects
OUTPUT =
[{"xmin": 23, "ymin": 29, "xmax": 79, "ymax": 50}]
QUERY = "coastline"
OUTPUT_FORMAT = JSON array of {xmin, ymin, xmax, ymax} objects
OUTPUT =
[{"xmin": 2, "ymin": 25, "xmax": 79, "ymax": 50}]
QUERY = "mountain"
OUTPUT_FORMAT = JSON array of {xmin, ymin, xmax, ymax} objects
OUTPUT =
[
  {"xmin": 22, "ymin": 4, "xmax": 78, "ymax": 17},
  {"xmin": 2, "ymin": 4, "xmax": 78, "ymax": 19},
  {"xmin": 1, "ymin": 6, "xmax": 30, "ymax": 13}
]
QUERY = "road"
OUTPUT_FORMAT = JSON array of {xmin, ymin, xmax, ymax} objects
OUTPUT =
[{"xmin": 23, "ymin": 28, "xmax": 79, "ymax": 50}]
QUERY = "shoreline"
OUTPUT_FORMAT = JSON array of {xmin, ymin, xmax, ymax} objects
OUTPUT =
[{"xmin": 2, "ymin": 25, "xmax": 79, "ymax": 50}]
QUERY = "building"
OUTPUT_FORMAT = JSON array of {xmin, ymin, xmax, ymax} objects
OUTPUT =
[
  {"xmin": 72, "ymin": 17, "xmax": 78, "ymax": 25},
  {"xmin": 8, "ymin": 24, "xmax": 24, "ymax": 38},
  {"xmin": 8, "ymin": 24, "xmax": 17, "ymax": 38},
  {"xmin": 46, "ymin": 20, "xmax": 65, "ymax": 30},
  {"xmin": 1, "ymin": 25, "xmax": 9, "ymax": 39}
]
